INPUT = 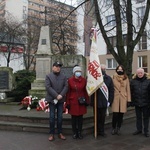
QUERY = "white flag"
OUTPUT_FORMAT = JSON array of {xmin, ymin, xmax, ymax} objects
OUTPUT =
[{"xmin": 86, "ymin": 28, "xmax": 103, "ymax": 96}]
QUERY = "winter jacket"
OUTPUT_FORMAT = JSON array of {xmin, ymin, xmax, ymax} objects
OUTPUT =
[
  {"xmin": 45, "ymin": 72, "xmax": 68, "ymax": 103},
  {"xmin": 91, "ymin": 74, "xmax": 114, "ymax": 108},
  {"xmin": 66, "ymin": 76, "xmax": 89, "ymax": 116},
  {"xmin": 130, "ymin": 73, "xmax": 150, "ymax": 107},
  {"xmin": 111, "ymin": 73, "xmax": 131, "ymax": 113}
]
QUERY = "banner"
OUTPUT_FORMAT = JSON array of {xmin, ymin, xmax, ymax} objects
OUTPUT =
[{"xmin": 86, "ymin": 28, "xmax": 103, "ymax": 96}]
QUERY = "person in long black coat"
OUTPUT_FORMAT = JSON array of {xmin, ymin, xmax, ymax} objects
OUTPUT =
[
  {"xmin": 91, "ymin": 64, "xmax": 114, "ymax": 137},
  {"xmin": 130, "ymin": 68, "xmax": 150, "ymax": 137}
]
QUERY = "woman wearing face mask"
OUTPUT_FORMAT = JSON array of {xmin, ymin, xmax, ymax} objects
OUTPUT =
[
  {"xmin": 111, "ymin": 65, "xmax": 131, "ymax": 135},
  {"xmin": 66, "ymin": 65, "xmax": 89, "ymax": 139}
]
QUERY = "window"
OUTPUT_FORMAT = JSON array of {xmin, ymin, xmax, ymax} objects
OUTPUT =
[
  {"xmin": 137, "ymin": 0, "xmax": 145, "ymax": 3},
  {"xmin": 138, "ymin": 31, "xmax": 147, "ymax": 50},
  {"xmin": 108, "ymin": 36, "xmax": 116, "ymax": 47},
  {"xmin": 107, "ymin": 34, "xmax": 127, "ymax": 53},
  {"xmin": 137, "ymin": 7, "xmax": 145, "ymax": 26},
  {"xmin": 106, "ymin": 15, "xmax": 116, "ymax": 26},
  {"xmin": 138, "ymin": 56, "xmax": 147, "ymax": 72},
  {"xmin": 107, "ymin": 58, "xmax": 118, "ymax": 69}
]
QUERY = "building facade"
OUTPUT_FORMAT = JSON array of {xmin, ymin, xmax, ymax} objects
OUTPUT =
[
  {"xmin": 0, "ymin": 0, "xmax": 77, "ymax": 72},
  {"xmin": 80, "ymin": 0, "xmax": 150, "ymax": 75}
]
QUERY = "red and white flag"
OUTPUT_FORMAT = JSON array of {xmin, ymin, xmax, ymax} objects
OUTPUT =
[{"xmin": 86, "ymin": 28, "xmax": 103, "ymax": 96}]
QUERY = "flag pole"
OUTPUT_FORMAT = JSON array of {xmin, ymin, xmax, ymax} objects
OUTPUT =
[{"xmin": 94, "ymin": 91, "xmax": 97, "ymax": 139}]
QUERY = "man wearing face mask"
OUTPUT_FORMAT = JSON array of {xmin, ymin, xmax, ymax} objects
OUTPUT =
[
  {"xmin": 66, "ymin": 65, "xmax": 89, "ymax": 139},
  {"xmin": 91, "ymin": 64, "xmax": 114, "ymax": 137},
  {"xmin": 45, "ymin": 61, "xmax": 68, "ymax": 141}
]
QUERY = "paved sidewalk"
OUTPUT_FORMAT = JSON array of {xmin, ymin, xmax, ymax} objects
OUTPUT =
[
  {"xmin": 0, "ymin": 103, "xmax": 149, "ymax": 150},
  {"xmin": 0, "ymin": 121, "xmax": 150, "ymax": 150}
]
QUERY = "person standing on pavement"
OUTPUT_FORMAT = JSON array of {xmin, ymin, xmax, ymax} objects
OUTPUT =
[
  {"xmin": 111, "ymin": 65, "xmax": 131, "ymax": 135},
  {"xmin": 91, "ymin": 64, "xmax": 114, "ymax": 137},
  {"xmin": 45, "ymin": 61, "xmax": 68, "ymax": 141},
  {"xmin": 66, "ymin": 65, "xmax": 89, "ymax": 139},
  {"xmin": 130, "ymin": 68, "xmax": 150, "ymax": 137}
]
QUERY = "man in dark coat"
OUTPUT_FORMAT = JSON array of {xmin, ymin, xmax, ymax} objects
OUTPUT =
[
  {"xmin": 45, "ymin": 61, "xmax": 68, "ymax": 141},
  {"xmin": 91, "ymin": 64, "xmax": 114, "ymax": 137},
  {"xmin": 130, "ymin": 68, "xmax": 150, "ymax": 137}
]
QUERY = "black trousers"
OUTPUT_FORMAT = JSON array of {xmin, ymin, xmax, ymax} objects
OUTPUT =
[
  {"xmin": 71, "ymin": 115, "xmax": 83, "ymax": 134},
  {"xmin": 97, "ymin": 107, "xmax": 107, "ymax": 133},
  {"xmin": 112, "ymin": 112, "xmax": 124, "ymax": 129},
  {"xmin": 135, "ymin": 106, "xmax": 149, "ymax": 133}
]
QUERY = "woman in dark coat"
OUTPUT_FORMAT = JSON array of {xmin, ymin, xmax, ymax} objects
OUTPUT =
[{"xmin": 66, "ymin": 65, "xmax": 89, "ymax": 139}]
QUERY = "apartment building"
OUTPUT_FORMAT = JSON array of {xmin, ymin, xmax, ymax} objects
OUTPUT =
[
  {"xmin": 28, "ymin": 0, "xmax": 77, "ymax": 54},
  {"xmin": 0, "ymin": 0, "xmax": 77, "ymax": 72},
  {"xmin": 82, "ymin": 0, "xmax": 150, "ymax": 75}
]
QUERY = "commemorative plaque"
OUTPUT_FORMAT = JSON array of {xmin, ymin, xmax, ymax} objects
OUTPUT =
[
  {"xmin": 0, "ymin": 71, "xmax": 9, "ymax": 90},
  {"xmin": 61, "ymin": 67, "xmax": 73, "ymax": 79}
]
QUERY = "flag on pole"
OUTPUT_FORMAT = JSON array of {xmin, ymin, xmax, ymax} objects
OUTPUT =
[{"xmin": 86, "ymin": 28, "xmax": 103, "ymax": 96}]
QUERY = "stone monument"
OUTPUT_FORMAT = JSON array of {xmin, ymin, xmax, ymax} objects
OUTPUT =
[
  {"xmin": 0, "ymin": 67, "xmax": 14, "ymax": 102},
  {"xmin": 29, "ymin": 25, "xmax": 52, "ymax": 98},
  {"xmin": 29, "ymin": 25, "xmax": 86, "ymax": 98}
]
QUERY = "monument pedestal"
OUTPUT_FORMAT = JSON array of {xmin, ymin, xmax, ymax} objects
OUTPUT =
[{"xmin": 29, "ymin": 25, "xmax": 87, "ymax": 99}]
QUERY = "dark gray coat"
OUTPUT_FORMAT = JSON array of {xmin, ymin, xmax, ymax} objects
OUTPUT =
[{"xmin": 45, "ymin": 72, "xmax": 68, "ymax": 103}]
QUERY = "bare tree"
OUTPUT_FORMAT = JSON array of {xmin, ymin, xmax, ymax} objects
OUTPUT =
[
  {"xmin": 24, "ymin": 16, "xmax": 42, "ymax": 70},
  {"xmin": 40, "ymin": 4, "xmax": 78, "ymax": 55},
  {"xmin": 0, "ymin": 17, "xmax": 25, "ymax": 67},
  {"xmin": 91, "ymin": 0, "xmax": 150, "ymax": 77}
]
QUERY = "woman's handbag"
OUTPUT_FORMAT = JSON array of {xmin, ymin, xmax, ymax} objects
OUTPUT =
[
  {"xmin": 74, "ymin": 82, "xmax": 87, "ymax": 105},
  {"xmin": 78, "ymin": 97, "xmax": 86, "ymax": 105}
]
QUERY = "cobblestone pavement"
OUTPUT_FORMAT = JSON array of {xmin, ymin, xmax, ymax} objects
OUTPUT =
[{"xmin": 0, "ymin": 120, "xmax": 150, "ymax": 150}]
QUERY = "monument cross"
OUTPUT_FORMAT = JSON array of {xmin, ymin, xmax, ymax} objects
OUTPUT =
[{"xmin": 40, "ymin": 6, "xmax": 50, "ymax": 25}]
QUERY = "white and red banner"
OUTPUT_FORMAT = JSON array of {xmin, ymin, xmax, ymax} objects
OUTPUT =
[{"xmin": 86, "ymin": 28, "xmax": 103, "ymax": 96}]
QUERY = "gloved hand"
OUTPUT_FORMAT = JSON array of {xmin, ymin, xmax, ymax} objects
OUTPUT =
[
  {"xmin": 130, "ymin": 101, "xmax": 135, "ymax": 107},
  {"xmin": 84, "ymin": 102, "xmax": 89, "ymax": 106},
  {"xmin": 66, "ymin": 104, "xmax": 70, "ymax": 110},
  {"xmin": 127, "ymin": 102, "xmax": 131, "ymax": 108}
]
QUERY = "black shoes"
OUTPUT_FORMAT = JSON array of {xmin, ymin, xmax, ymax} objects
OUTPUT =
[
  {"xmin": 111, "ymin": 129, "xmax": 116, "ymax": 135},
  {"xmin": 99, "ymin": 132, "xmax": 107, "ymax": 137},
  {"xmin": 133, "ymin": 130, "xmax": 142, "ymax": 135},
  {"xmin": 144, "ymin": 133, "xmax": 149, "ymax": 137},
  {"xmin": 78, "ymin": 132, "xmax": 83, "ymax": 139},
  {"xmin": 72, "ymin": 132, "xmax": 83, "ymax": 139},
  {"xmin": 111, "ymin": 128, "xmax": 121, "ymax": 135},
  {"xmin": 72, "ymin": 134, "xmax": 78, "ymax": 139},
  {"xmin": 116, "ymin": 128, "xmax": 121, "ymax": 135}
]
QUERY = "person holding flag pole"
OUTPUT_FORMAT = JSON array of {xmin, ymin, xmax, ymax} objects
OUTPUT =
[
  {"xmin": 91, "ymin": 64, "xmax": 114, "ymax": 137},
  {"xmin": 86, "ymin": 27, "xmax": 104, "ymax": 139}
]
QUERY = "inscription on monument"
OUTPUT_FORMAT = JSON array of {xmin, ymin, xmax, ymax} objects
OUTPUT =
[
  {"xmin": 0, "ymin": 71, "xmax": 9, "ymax": 89},
  {"xmin": 41, "ymin": 39, "xmax": 46, "ymax": 45},
  {"xmin": 61, "ymin": 67, "xmax": 73, "ymax": 79}
]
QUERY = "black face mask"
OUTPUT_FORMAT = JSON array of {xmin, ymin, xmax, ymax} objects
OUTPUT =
[
  {"xmin": 101, "ymin": 70, "xmax": 106, "ymax": 75},
  {"xmin": 117, "ymin": 71, "xmax": 124, "ymax": 75},
  {"xmin": 53, "ymin": 72, "xmax": 60, "ymax": 75}
]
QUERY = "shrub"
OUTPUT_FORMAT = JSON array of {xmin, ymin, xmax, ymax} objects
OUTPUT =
[{"xmin": 8, "ymin": 70, "xmax": 36, "ymax": 102}]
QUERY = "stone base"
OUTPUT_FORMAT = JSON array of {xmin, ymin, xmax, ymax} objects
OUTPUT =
[{"xmin": 0, "ymin": 97, "xmax": 15, "ymax": 103}]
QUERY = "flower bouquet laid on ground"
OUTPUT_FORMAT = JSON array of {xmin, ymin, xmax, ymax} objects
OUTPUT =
[
  {"xmin": 21, "ymin": 95, "xmax": 39, "ymax": 110},
  {"xmin": 21, "ymin": 96, "xmax": 68, "ymax": 114}
]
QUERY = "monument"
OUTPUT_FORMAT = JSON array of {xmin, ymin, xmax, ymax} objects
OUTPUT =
[
  {"xmin": 29, "ymin": 25, "xmax": 86, "ymax": 98},
  {"xmin": 0, "ymin": 67, "xmax": 14, "ymax": 102}
]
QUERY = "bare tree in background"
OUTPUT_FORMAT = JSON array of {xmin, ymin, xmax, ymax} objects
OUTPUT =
[
  {"xmin": 40, "ymin": 4, "xmax": 78, "ymax": 55},
  {"xmin": 0, "ymin": 17, "xmax": 25, "ymax": 67},
  {"xmin": 24, "ymin": 16, "xmax": 42, "ymax": 70},
  {"xmin": 87, "ymin": 0, "xmax": 150, "ymax": 77}
]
